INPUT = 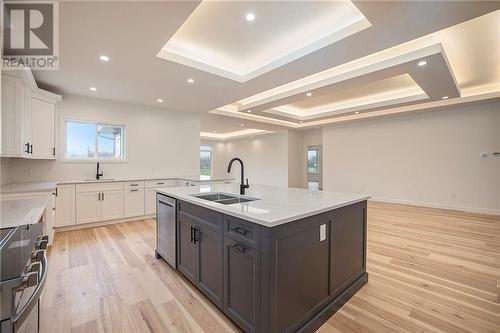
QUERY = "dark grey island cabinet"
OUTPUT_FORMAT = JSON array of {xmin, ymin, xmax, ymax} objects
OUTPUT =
[{"xmin": 173, "ymin": 199, "xmax": 368, "ymax": 333}]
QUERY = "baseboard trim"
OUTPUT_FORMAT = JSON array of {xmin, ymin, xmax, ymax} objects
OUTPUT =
[
  {"xmin": 54, "ymin": 214, "xmax": 156, "ymax": 232},
  {"xmin": 371, "ymin": 197, "xmax": 500, "ymax": 216}
]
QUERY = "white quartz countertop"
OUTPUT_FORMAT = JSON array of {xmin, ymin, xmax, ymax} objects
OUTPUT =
[
  {"xmin": 0, "ymin": 181, "xmax": 57, "ymax": 194},
  {"xmin": 0, "ymin": 176, "xmax": 234, "ymax": 194},
  {"xmin": 58, "ymin": 175, "xmax": 234, "ymax": 185},
  {"xmin": 0, "ymin": 196, "xmax": 49, "ymax": 229},
  {"xmin": 156, "ymin": 184, "xmax": 370, "ymax": 227}
]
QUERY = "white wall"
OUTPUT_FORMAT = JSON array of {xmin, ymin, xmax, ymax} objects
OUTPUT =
[
  {"xmin": 287, "ymin": 130, "xmax": 303, "ymax": 188},
  {"xmin": 208, "ymin": 132, "xmax": 289, "ymax": 187},
  {"xmin": 7, "ymin": 94, "xmax": 201, "ymax": 183},
  {"xmin": 323, "ymin": 101, "xmax": 500, "ymax": 214}
]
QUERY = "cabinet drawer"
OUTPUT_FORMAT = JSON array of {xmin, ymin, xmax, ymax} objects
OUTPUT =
[
  {"xmin": 178, "ymin": 201, "xmax": 222, "ymax": 232},
  {"xmin": 145, "ymin": 179, "xmax": 178, "ymax": 188},
  {"xmin": 224, "ymin": 215, "xmax": 260, "ymax": 248},
  {"xmin": 124, "ymin": 180, "xmax": 145, "ymax": 189},
  {"xmin": 76, "ymin": 182, "xmax": 123, "ymax": 193}
]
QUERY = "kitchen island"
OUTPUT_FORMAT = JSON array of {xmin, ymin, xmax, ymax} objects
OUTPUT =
[{"xmin": 156, "ymin": 184, "xmax": 369, "ymax": 333}]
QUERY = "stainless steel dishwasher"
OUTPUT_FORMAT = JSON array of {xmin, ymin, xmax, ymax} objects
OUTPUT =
[{"xmin": 155, "ymin": 193, "xmax": 176, "ymax": 268}]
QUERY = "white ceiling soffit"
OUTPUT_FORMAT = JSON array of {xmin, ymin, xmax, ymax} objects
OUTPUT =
[
  {"xmin": 157, "ymin": 1, "xmax": 371, "ymax": 82},
  {"xmin": 201, "ymin": 129, "xmax": 274, "ymax": 141},
  {"xmin": 266, "ymin": 74, "xmax": 428, "ymax": 120},
  {"xmin": 211, "ymin": 40, "xmax": 460, "ymax": 123}
]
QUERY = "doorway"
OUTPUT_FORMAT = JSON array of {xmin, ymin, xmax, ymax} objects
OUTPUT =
[{"xmin": 307, "ymin": 145, "xmax": 322, "ymax": 190}]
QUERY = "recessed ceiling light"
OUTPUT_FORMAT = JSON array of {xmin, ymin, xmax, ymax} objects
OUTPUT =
[
  {"xmin": 89, "ymin": 87, "xmax": 97, "ymax": 91},
  {"xmin": 187, "ymin": 78, "xmax": 194, "ymax": 83},
  {"xmin": 417, "ymin": 60, "xmax": 427, "ymax": 67},
  {"xmin": 306, "ymin": 92, "xmax": 312, "ymax": 97},
  {"xmin": 99, "ymin": 55, "xmax": 110, "ymax": 62},
  {"xmin": 240, "ymin": 123, "xmax": 244, "ymax": 127},
  {"xmin": 246, "ymin": 13, "xmax": 255, "ymax": 21},
  {"xmin": 213, "ymin": 130, "xmax": 217, "ymax": 133},
  {"xmin": 442, "ymin": 96, "xmax": 449, "ymax": 100},
  {"xmin": 354, "ymin": 111, "xmax": 359, "ymax": 114},
  {"xmin": 247, "ymin": 110, "xmax": 252, "ymax": 113},
  {"xmin": 157, "ymin": 99, "xmax": 163, "ymax": 103},
  {"xmin": 299, "ymin": 121, "xmax": 303, "ymax": 124}
]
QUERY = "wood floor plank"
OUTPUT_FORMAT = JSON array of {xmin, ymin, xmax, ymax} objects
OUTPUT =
[{"xmin": 41, "ymin": 201, "xmax": 500, "ymax": 333}]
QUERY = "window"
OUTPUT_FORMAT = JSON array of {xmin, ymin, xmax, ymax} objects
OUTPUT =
[
  {"xmin": 200, "ymin": 144, "xmax": 212, "ymax": 179},
  {"xmin": 307, "ymin": 149, "xmax": 319, "ymax": 174},
  {"xmin": 65, "ymin": 120, "xmax": 124, "ymax": 160}
]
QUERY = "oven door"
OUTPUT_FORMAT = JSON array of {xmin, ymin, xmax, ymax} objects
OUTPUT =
[{"xmin": 11, "ymin": 252, "xmax": 48, "ymax": 333}]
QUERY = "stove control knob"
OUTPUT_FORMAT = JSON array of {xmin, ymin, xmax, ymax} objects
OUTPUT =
[
  {"xmin": 37, "ymin": 235, "xmax": 49, "ymax": 242},
  {"xmin": 15, "ymin": 272, "xmax": 38, "ymax": 292},
  {"xmin": 30, "ymin": 250, "xmax": 45, "ymax": 263},
  {"xmin": 25, "ymin": 262, "xmax": 41, "ymax": 274},
  {"xmin": 35, "ymin": 239, "xmax": 48, "ymax": 250}
]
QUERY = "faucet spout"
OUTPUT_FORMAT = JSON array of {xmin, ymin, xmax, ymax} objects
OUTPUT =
[
  {"xmin": 227, "ymin": 158, "xmax": 249, "ymax": 195},
  {"xmin": 96, "ymin": 162, "xmax": 104, "ymax": 180}
]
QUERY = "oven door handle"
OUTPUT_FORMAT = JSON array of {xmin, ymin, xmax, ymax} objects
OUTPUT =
[{"xmin": 11, "ymin": 251, "xmax": 48, "ymax": 329}]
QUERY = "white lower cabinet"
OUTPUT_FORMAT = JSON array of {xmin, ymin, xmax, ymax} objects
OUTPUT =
[
  {"xmin": 124, "ymin": 188, "xmax": 144, "ymax": 217},
  {"xmin": 56, "ymin": 179, "xmax": 212, "ymax": 228},
  {"xmin": 55, "ymin": 184, "xmax": 76, "ymax": 226},
  {"xmin": 145, "ymin": 188, "xmax": 156, "ymax": 215},
  {"xmin": 76, "ymin": 191, "xmax": 101, "ymax": 224},
  {"xmin": 75, "ymin": 182, "xmax": 124, "ymax": 224},
  {"xmin": 101, "ymin": 190, "xmax": 124, "ymax": 220}
]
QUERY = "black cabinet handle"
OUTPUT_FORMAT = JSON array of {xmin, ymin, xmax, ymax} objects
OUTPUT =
[
  {"xmin": 130, "ymin": 184, "xmax": 139, "ymax": 186},
  {"xmin": 25, "ymin": 143, "xmax": 30, "ymax": 154},
  {"xmin": 232, "ymin": 243, "xmax": 247, "ymax": 253},
  {"xmin": 29, "ymin": 144, "xmax": 33, "ymax": 154},
  {"xmin": 193, "ymin": 227, "xmax": 199, "ymax": 244},
  {"xmin": 190, "ymin": 226, "xmax": 194, "ymax": 243},
  {"xmin": 130, "ymin": 189, "xmax": 139, "ymax": 192},
  {"xmin": 156, "ymin": 182, "xmax": 165, "ymax": 185},
  {"xmin": 232, "ymin": 226, "xmax": 249, "ymax": 236}
]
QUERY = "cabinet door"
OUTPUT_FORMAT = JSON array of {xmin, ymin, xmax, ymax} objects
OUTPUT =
[
  {"xmin": 197, "ymin": 224, "xmax": 224, "ymax": 309},
  {"xmin": 124, "ymin": 188, "xmax": 145, "ymax": 217},
  {"xmin": 1, "ymin": 75, "xmax": 25, "ymax": 157},
  {"xmin": 224, "ymin": 238, "xmax": 260, "ymax": 333},
  {"xmin": 144, "ymin": 188, "xmax": 156, "ymax": 215},
  {"xmin": 177, "ymin": 216, "xmax": 197, "ymax": 283},
  {"xmin": 101, "ymin": 190, "xmax": 124, "ymax": 221},
  {"xmin": 55, "ymin": 184, "xmax": 76, "ymax": 226},
  {"xmin": 29, "ymin": 98, "xmax": 55, "ymax": 159},
  {"xmin": 75, "ymin": 192, "xmax": 100, "ymax": 224}
]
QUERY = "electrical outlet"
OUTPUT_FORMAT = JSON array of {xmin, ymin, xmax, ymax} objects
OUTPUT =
[{"xmin": 319, "ymin": 224, "xmax": 326, "ymax": 241}]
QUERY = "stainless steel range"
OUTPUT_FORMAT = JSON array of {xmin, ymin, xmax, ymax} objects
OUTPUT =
[{"xmin": 0, "ymin": 224, "xmax": 48, "ymax": 333}]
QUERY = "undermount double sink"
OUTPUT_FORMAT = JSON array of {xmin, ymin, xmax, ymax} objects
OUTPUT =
[{"xmin": 191, "ymin": 192, "xmax": 259, "ymax": 205}]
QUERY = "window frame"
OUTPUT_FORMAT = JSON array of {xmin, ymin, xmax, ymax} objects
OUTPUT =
[
  {"xmin": 200, "ymin": 144, "xmax": 213, "ymax": 178},
  {"xmin": 61, "ymin": 118, "xmax": 127, "ymax": 163}
]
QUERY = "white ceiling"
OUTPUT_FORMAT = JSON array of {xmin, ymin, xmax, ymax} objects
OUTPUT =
[
  {"xmin": 32, "ymin": 1, "xmax": 500, "ymax": 134},
  {"xmin": 157, "ymin": 1, "xmax": 370, "ymax": 82}
]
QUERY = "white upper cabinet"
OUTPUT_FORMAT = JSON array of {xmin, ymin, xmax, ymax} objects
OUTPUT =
[
  {"xmin": 1, "ymin": 74, "xmax": 28, "ymax": 157},
  {"xmin": 1, "ymin": 70, "xmax": 61, "ymax": 159},
  {"xmin": 29, "ymin": 96, "xmax": 56, "ymax": 159}
]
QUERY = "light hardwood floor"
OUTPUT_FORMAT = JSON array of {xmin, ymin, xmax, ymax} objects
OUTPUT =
[{"xmin": 41, "ymin": 202, "xmax": 500, "ymax": 333}]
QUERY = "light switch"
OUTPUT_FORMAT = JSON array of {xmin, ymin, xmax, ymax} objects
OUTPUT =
[{"xmin": 319, "ymin": 224, "xmax": 326, "ymax": 241}]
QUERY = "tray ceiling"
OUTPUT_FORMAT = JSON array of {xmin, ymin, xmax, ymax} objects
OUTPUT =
[{"xmin": 157, "ymin": 0, "xmax": 371, "ymax": 82}]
